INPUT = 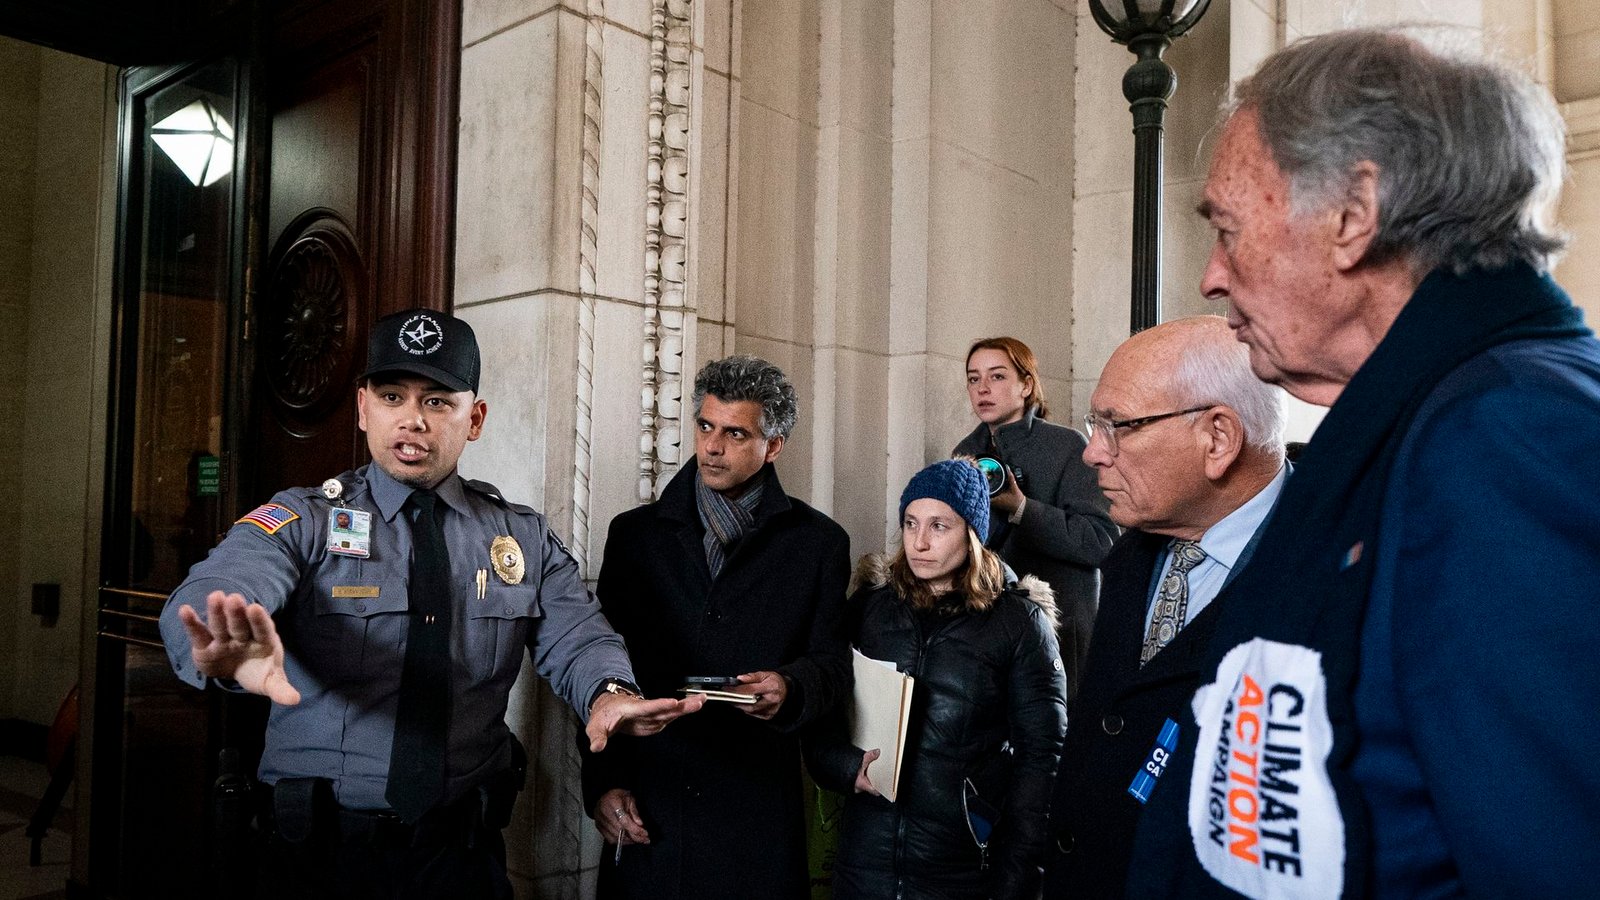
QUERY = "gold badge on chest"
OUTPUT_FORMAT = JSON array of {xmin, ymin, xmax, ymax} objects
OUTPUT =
[{"xmin": 490, "ymin": 535, "xmax": 525, "ymax": 585}]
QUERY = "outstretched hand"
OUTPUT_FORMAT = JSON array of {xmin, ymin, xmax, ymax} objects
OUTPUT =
[
  {"xmin": 586, "ymin": 691, "xmax": 705, "ymax": 752},
  {"xmin": 177, "ymin": 591, "xmax": 301, "ymax": 706}
]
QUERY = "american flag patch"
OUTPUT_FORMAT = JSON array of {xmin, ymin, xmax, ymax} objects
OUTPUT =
[{"xmin": 236, "ymin": 503, "xmax": 300, "ymax": 534}]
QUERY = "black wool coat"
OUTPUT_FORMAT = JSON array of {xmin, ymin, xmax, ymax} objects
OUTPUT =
[
  {"xmin": 582, "ymin": 459, "xmax": 852, "ymax": 900},
  {"xmin": 1042, "ymin": 529, "xmax": 1228, "ymax": 898}
]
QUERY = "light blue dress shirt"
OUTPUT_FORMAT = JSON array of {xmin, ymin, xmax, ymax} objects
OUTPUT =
[{"xmin": 1143, "ymin": 464, "xmax": 1289, "ymax": 632}]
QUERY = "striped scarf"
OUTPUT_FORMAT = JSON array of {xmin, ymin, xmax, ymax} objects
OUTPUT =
[{"xmin": 695, "ymin": 467, "xmax": 765, "ymax": 579}]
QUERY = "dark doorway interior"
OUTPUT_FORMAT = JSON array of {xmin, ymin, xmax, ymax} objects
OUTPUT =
[{"xmin": 0, "ymin": 0, "xmax": 461, "ymax": 896}]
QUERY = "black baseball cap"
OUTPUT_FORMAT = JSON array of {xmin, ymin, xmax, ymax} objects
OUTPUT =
[{"xmin": 359, "ymin": 308, "xmax": 481, "ymax": 393}]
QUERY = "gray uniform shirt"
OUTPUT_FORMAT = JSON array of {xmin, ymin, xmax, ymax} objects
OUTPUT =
[{"xmin": 159, "ymin": 463, "xmax": 634, "ymax": 810}]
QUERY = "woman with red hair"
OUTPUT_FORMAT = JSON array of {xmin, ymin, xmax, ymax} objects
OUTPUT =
[{"xmin": 954, "ymin": 337, "xmax": 1115, "ymax": 698}]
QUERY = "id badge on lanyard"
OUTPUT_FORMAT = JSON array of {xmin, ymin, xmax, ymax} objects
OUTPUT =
[{"xmin": 327, "ymin": 507, "xmax": 373, "ymax": 558}]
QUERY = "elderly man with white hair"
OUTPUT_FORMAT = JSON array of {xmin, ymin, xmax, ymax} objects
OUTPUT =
[
  {"xmin": 1044, "ymin": 315, "xmax": 1287, "ymax": 898},
  {"xmin": 1126, "ymin": 27, "xmax": 1600, "ymax": 900}
]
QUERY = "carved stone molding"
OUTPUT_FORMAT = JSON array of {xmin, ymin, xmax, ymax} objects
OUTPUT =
[
  {"xmin": 262, "ymin": 211, "xmax": 364, "ymax": 436},
  {"xmin": 640, "ymin": 0, "xmax": 693, "ymax": 502},
  {"xmin": 572, "ymin": 0, "xmax": 606, "ymax": 575}
]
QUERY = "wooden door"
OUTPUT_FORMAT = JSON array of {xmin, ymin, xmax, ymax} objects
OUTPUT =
[
  {"xmin": 90, "ymin": 1, "xmax": 460, "ymax": 895},
  {"xmin": 246, "ymin": 0, "xmax": 459, "ymax": 498}
]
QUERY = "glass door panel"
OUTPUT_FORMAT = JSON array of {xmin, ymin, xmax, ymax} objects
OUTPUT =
[{"xmin": 94, "ymin": 56, "xmax": 249, "ymax": 899}]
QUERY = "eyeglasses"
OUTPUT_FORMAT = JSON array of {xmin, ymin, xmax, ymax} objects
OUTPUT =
[{"xmin": 1083, "ymin": 405, "xmax": 1213, "ymax": 457}]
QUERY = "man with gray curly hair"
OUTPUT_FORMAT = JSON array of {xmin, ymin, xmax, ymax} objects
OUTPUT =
[
  {"xmin": 690, "ymin": 353, "xmax": 800, "ymax": 441},
  {"xmin": 1129, "ymin": 27, "xmax": 1600, "ymax": 899},
  {"xmin": 582, "ymin": 355, "xmax": 851, "ymax": 900}
]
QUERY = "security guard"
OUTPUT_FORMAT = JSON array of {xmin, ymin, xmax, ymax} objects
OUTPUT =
[{"xmin": 160, "ymin": 309, "xmax": 702, "ymax": 899}]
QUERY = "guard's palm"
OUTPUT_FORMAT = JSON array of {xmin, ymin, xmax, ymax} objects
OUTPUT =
[{"xmin": 180, "ymin": 591, "xmax": 302, "ymax": 705}]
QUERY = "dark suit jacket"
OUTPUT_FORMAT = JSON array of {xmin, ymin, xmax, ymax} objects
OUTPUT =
[{"xmin": 1041, "ymin": 529, "xmax": 1229, "ymax": 898}]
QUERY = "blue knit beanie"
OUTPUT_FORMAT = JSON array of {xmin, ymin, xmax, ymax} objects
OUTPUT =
[{"xmin": 899, "ymin": 459, "xmax": 990, "ymax": 542}]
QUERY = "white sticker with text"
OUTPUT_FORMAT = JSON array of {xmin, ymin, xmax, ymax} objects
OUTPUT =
[{"xmin": 1189, "ymin": 638, "xmax": 1343, "ymax": 900}]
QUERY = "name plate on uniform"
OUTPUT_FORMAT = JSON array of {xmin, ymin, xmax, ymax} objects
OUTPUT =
[{"xmin": 331, "ymin": 585, "xmax": 381, "ymax": 599}]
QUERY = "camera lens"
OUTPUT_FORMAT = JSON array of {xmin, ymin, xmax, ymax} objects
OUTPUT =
[{"xmin": 976, "ymin": 457, "xmax": 1006, "ymax": 496}]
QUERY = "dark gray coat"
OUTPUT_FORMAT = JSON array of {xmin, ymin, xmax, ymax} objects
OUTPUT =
[{"xmin": 953, "ymin": 406, "xmax": 1117, "ymax": 698}]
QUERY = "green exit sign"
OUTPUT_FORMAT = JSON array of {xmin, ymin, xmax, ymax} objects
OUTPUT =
[{"xmin": 197, "ymin": 455, "xmax": 221, "ymax": 497}]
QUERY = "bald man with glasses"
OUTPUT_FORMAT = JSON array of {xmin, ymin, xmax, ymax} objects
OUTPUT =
[{"xmin": 1043, "ymin": 316, "xmax": 1288, "ymax": 898}]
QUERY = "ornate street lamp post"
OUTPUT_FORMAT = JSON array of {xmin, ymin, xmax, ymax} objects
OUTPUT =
[{"xmin": 1088, "ymin": 0, "xmax": 1212, "ymax": 333}]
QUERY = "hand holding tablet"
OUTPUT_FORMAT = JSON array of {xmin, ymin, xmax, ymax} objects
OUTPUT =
[{"xmin": 679, "ymin": 675, "xmax": 757, "ymax": 704}]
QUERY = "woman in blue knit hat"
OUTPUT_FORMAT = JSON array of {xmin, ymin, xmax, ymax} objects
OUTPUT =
[{"xmin": 805, "ymin": 458, "xmax": 1068, "ymax": 900}]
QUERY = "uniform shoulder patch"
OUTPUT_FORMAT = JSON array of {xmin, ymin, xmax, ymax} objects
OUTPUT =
[{"xmin": 237, "ymin": 503, "xmax": 300, "ymax": 534}]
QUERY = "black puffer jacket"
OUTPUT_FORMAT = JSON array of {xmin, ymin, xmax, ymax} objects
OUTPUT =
[{"xmin": 805, "ymin": 556, "xmax": 1068, "ymax": 900}]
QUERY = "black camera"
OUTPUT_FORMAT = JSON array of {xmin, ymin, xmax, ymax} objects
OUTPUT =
[
  {"xmin": 976, "ymin": 458, "xmax": 1006, "ymax": 496},
  {"xmin": 975, "ymin": 457, "xmax": 1024, "ymax": 497}
]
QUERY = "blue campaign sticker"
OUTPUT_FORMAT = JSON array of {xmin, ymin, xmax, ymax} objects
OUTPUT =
[{"xmin": 1127, "ymin": 718, "xmax": 1181, "ymax": 804}]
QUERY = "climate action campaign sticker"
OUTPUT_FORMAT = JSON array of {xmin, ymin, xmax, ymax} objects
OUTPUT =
[{"xmin": 1188, "ymin": 638, "xmax": 1342, "ymax": 900}]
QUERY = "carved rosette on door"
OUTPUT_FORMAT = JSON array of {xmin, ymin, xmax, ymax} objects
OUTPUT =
[{"xmin": 262, "ymin": 210, "xmax": 365, "ymax": 438}]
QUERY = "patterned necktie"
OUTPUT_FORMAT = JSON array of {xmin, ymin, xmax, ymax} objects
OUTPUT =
[
  {"xmin": 386, "ymin": 489, "xmax": 452, "ymax": 822},
  {"xmin": 1140, "ymin": 540, "xmax": 1207, "ymax": 666}
]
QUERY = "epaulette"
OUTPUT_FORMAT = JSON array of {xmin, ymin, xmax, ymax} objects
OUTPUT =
[
  {"xmin": 464, "ymin": 478, "xmax": 540, "ymax": 517},
  {"xmin": 466, "ymin": 479, "xmax": 578, "ymax": 558}
]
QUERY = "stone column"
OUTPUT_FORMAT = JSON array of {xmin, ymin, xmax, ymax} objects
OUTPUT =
[
  {"xmin": 453, "ymin": 0, "xmax": 730, "ymax": 894},
  {"xmin": 735, "ymin": 0, "xmax": 1082, "ymax": 552},
  {"xmin": 901, "ymin": 0, "xmax": 1079, "ymax": 533},
  {"xmin": 1068, "ymin": 0, "xmax": 1230, "ymax": 418}
]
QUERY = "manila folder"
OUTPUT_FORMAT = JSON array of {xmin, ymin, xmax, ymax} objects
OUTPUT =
[{"xmin": 849, "ymin": 648, "xmax": 915, "ymax": 802}]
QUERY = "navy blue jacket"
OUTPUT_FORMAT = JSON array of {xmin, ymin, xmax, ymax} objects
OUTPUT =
[
  {"xmin": 1124, "ymin": 265, "xmax": 1600, "ymax": 898},
  {"xmin": 1350, "ymin": 336, "xmax": 1600, "ymax": 895}
]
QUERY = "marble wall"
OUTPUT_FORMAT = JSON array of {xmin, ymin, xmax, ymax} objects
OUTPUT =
[
  {"xmin": 731, "ymin": 0, "xmax": 1080, "ymax": 552},
  {"xmin": 0, "ymin": 38, "xmax": 39, "ymax": 727},
  {"xmin": 916, "ymin": 0, "xmax": 1076, "ymax": 502},
  {"xmin": 445, "ymin": 1, "xmax": 1587, "ymax": 895},
  {"xmin": 0, "ymin": 40, "xmax": 116, "ymax": 730},
  {"xmin": 1070, "ymin": 0, "xmax": 1234, "ymax": 424},
  {"xmin": 454, "ymin": 1, "xmax": 735, "ymax": 893},
  {"xmin": 1554, "ymin": 0, "xmax": 1600, "ymax": 326}
]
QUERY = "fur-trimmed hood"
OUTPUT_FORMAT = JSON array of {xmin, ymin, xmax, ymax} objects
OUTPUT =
[{"xmin": 850, "ymin": 552, "xmax": 1059, "ymax": 627}]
